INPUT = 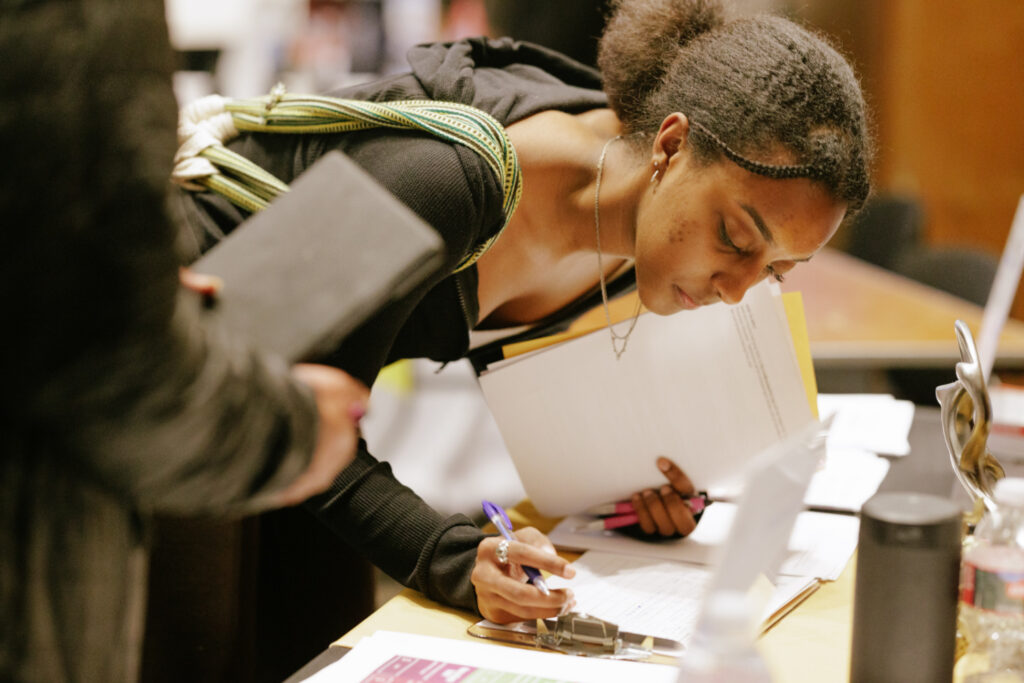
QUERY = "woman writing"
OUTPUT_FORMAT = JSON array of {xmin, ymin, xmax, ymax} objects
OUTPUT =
[{"xmin": 173, "ymin": 0, "xmax": 872, "ymax": 625}]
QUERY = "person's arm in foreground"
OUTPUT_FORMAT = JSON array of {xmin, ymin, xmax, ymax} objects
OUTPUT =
[{"xmin": 3, "ymin": 0, "xmax": 366, "ymax": 517}]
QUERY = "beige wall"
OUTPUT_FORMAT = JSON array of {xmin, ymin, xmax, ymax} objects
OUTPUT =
[{"xmin": 797, "ymin": 0, "xmax": 1024, "ymax": 318}]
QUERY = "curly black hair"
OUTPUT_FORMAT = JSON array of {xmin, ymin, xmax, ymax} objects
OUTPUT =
[{"xmin": 598, "ymin": 0, "xmax": 873, "ymax": 211}]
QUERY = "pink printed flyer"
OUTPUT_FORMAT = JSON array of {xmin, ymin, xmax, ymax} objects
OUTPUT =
[{"xmin": 364, "ymin": 655, "xmax": 572, "ymax": 682}]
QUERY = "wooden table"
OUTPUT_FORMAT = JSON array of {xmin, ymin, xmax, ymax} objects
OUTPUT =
[
  {"xmin": 321, "ymin": 499, "xmax": 857, "ymax": 683},
  {"xmin": 288, "ymin": 407, "xmax": 959, "ymax": 683},
  {"xmin": 779, "ymin": 248, "xmax": 1024, "ymax": 370}
]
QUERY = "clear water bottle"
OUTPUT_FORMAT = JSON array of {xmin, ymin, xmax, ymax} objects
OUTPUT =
[
  {"xmin": 955, "ymin": 477, "xmax": 1024, "ymax": 683},
  {"xmin": 677, "ymin": 591, "xmax": 773, "ymax": 682}
]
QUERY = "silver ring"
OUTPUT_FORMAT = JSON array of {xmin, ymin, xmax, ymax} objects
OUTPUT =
[{"xmin": 495, "ymin": 539, "xmax": 510, "ymax": 566}]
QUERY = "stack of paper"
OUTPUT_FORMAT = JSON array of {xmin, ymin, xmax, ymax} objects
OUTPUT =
[
  {"xmin": 803, "ymin": 393, "xmax": 915, "ymax": 512},
  {"xmin": 816, "ymin": 393, "xmax": 914, "ymax": 457},
  {"xmin": 541, "ymin": 551, "xmax": 819, "ymax": 647},
  {"xmin": 478, "ymin": 281, "xmax": 813, "ymax": 517},
  {"xmin": 549, "ymin": 503, "xmax": 858, "ymax": 582}
]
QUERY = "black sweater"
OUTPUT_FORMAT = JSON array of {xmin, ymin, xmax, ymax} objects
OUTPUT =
[{"xmin": 179, "ymin": 37, "xmax": 607, "ymax": 611}]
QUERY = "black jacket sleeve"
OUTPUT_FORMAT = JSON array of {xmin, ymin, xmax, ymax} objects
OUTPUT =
[
  {"xmin": 299, "ymin": 137, "xmax": 505, "ymax": 612},
  {"xmin": 176, "ymin": 99, "xmax": 509, "ymax": 611},
  {"xmin": 308, "ymin": 445, "xmax": 486, "ymax": 610}
]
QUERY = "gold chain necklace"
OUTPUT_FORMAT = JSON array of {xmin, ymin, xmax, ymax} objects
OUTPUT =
[{"xmin": 594, "ymin": 135, "xmax": 642, "ymax": 360}]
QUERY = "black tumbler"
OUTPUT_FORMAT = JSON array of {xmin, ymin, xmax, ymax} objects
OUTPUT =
[{"xmin": 850, "ymin": 491, "xmax": 962, "ymax": 683}]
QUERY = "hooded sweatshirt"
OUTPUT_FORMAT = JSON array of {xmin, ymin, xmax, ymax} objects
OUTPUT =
[{"xmin": 179, "ymin": 37, "xmax": 607, "ymax": 612}]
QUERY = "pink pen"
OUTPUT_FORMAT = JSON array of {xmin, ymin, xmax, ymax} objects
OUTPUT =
[
  {"xmin": 573, "ymin": 513, "xmax": 640, "ymax": 532},
  {"xmin": 585, "ymin": 501, "xmax": 636, "ymax": 516},
  {"xmin": 585, "ymin": 493, "xmax": 711, "ymax": 518},
  {"xmin": 685, "ymin": 495, "xmax": 709, "ymax": 515}
]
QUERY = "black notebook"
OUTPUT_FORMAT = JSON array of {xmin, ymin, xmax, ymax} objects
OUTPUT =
[{"xmin": 192, "ymin": 151, "xmax": 445, "ymax": 362}]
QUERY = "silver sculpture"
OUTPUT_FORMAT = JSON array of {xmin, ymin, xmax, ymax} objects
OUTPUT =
[{"xmin": 935, "ymin": 320, "xmax": 1005, "ymax": 522}]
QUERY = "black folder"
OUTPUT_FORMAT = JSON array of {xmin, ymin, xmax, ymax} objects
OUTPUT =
[{"xmin": 192, "ymin": 151, "xmax": 445, "ymax": 362}]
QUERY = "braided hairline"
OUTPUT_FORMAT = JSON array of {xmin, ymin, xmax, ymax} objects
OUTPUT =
[{"xmin": 688, "ymin": 119, "xmax": 823, "ymax": 181}]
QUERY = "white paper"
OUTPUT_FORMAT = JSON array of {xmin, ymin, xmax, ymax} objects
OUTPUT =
[
  {"xmin": 541, "ymin": 551, "xmax": 817, "ymax": 647},
  {"xmin": 549, "ymin": 503, "xmax": 858, "ymax": 582},
  {"xmin": 306, "ymin": 630, "xmax": 680, "ymax": 682},
  {"xmin": 804, "ymin": 446, "xmax": 891, "ymax": 512},
  {"xmin": 479, "ymin": 281, "xmax": 813, "ymax": 516},
  {"xmin": 817, "ymin": 393, "xmax": 915, "ymax": 456},
  {"xmin": 707, "ymin": 418, "xmax": 829, "ymax": 595}
]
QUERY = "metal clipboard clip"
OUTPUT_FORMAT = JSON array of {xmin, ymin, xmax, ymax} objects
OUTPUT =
[{"xmin": 467, "ymin": 611, "xmax": 684, "ymax": 661}]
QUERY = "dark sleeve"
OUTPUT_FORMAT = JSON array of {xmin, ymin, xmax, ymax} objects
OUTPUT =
[
  {"xmin": 306, "ymin": 139, "xmax": 505, "ymax": 611},
  {"xmin": 304, "ymin": 140, "xmax": 500, "ymax": 613},
  {"xmin": 1, "ymin": 0, "xmax": 317, "ymax": 517},
  {"xmin": 177, "ymin": 124, "xmax": 507, "ymax": 608},
  {"xmin": 307, "ymin": 445, "xmax": 486, "ymax": 610}
]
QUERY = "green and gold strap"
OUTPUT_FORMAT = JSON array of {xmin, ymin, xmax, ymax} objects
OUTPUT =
[{"xmin": 172, "ymin": 85, "xmax": 522, "ymax": 272}]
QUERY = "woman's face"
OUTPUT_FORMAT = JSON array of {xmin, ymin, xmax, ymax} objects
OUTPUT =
[{"xmin": 633, "ymin": 130, "xmax": 846, "ymax": 315}]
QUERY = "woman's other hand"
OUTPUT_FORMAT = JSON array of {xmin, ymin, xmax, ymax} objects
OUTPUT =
[
  {"xmin": 473, "ymin": 527, "xmax": 576, "ymax": 624},
  {"xmin": 630, "ymin": 457, "xmax": 699, "ymax": 537},
  {"xmin": 275, "ymin": 363, "xmax": 369, "ymax": 507}
]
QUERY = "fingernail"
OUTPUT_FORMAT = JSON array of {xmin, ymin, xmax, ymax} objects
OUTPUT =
[
  {"xmin": 564, "ymin": 566, "xmax": 576, "ymax": 579},
  {"xmin": 658, "ymin": 457, "xmax": 671, "ymax": 472},
  {"xmin": 348, "ymin": 402, "xmax": 366, "ymax": 422}
]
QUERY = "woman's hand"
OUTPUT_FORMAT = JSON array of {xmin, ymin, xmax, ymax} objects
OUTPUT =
[
  {"xmin": 630, "ymin": 457, "xmax": 699, "ymax": 537},
  {"xmin": 472, "ymin": 527, "xmax": 576, "ymax": 624}
]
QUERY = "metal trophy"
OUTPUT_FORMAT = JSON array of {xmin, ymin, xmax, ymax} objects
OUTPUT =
[{"xmin": 935, "ymin": 320, "xmax": 1006, "ymax": 524}]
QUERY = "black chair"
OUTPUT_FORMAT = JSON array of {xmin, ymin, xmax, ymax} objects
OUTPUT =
[
  {"xmin": 841, "ymin": 194, "xmax": 1001, "ymax": 404},
  {"xmin": 887, "ymin": 244, "xmax": 999, "ymax": 405},
  {"xmin": 844, "ymin": 194, "xmax": 924, "ymax": 270},
  {"xmin": 895, "ymin": 245, "xmax": 999, "ymax": 308}
]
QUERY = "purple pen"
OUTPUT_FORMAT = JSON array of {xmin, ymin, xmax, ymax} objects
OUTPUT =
[{"xmin": 481, "ymin": 500, "xmax": 550, "ymax": 595}]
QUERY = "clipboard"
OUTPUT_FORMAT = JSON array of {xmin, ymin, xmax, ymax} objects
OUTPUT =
[
  {"xmin": 467, "ymin": 613, "xmax": 684, "ymax": 662},
  {"xmin": 466, "ymin": 576, "xmax": 820, "ymax": 663},
  {"xmin": 468, "ymin": 418, "xmax": 834, "ymax": 662},
  {"xmin": 192, "ymin": 150, "xmax": 445, "ymax": 362}
]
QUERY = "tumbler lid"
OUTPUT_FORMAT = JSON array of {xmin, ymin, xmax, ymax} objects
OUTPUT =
[
  {"xmin": 861, "ymin": 492, "xmax": 962, "ymax": 548},
  {"xmin": 862, "ymin": 492, "xmax": 961, "ymax": 526}
]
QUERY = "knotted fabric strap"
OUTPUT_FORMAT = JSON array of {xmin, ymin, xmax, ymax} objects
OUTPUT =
[{"xmin": 172, "ymin": 85, "xmax": 522, "ymax": 272}]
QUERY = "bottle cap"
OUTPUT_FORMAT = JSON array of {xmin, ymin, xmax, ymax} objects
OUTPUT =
[
  {"xmin": 994, "ymin": 477, "xmax": 1024, "ymax": 506},
  {"xmin": 696, "ymin": 590, "xmax": 759, "ymax": 649}
]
